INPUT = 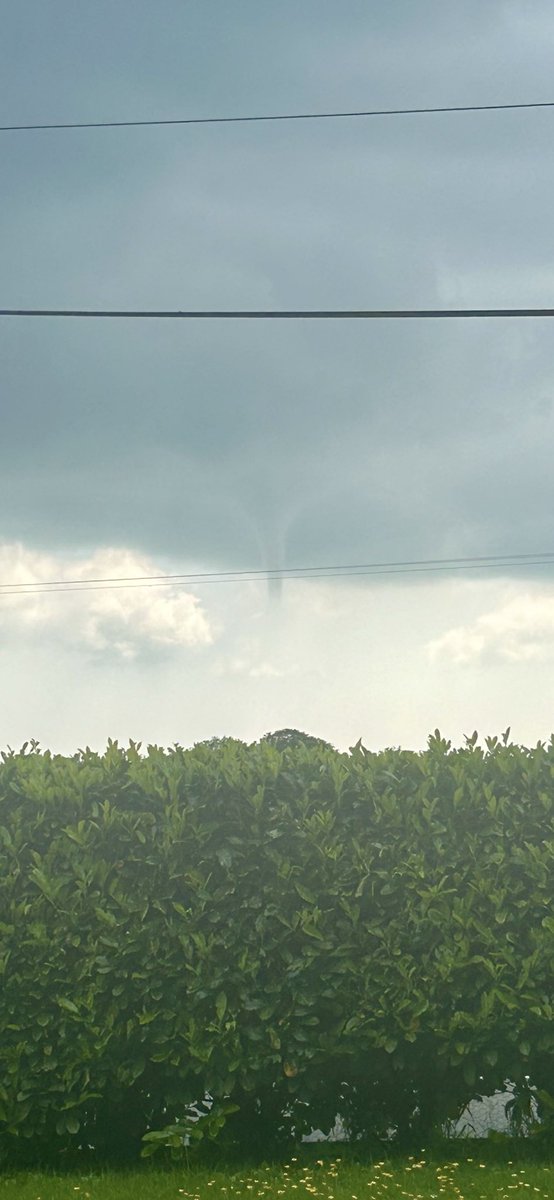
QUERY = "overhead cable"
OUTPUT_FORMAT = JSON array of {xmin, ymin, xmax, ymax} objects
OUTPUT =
[
  {"xmin": 2, "ymin": 307, "xmax": 554, "ymax": 320},
  {"xmin": 0, "ymin": 550, "xmax": 552, "ymax": 592},
  {"xmin": 2, "ymin": 99, "xmax": 554, "ymax": 134},
  {"xmin": 2, "ymin": 551, "xmax": 554, "ymax": 598}
]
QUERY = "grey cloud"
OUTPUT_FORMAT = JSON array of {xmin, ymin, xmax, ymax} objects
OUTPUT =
[{"xmin": 2, "ymin": 1, "xmax": 554, "ymax": 578}]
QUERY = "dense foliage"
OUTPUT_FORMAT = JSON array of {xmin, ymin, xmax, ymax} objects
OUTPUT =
[{"xmin": 1, "ymin": 730, "xmax": 554, "ymax": 1164}]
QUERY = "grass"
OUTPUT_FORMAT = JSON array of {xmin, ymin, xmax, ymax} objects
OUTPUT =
[{"xmin": 1, "ymin": 1155, "xmax": 554, "ymax": 1200}]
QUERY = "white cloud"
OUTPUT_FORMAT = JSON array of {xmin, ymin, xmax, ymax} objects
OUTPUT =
[
  {"xmin": 0, "ymin": 542, "xmax": 214, "ymax": 660},
  {"xmin": 213, "ymin": 648, "xmax": 293, "ymax": 680},
  {"xmin": 428, "ymin": 586, "xmax": 554, "ymax": 664}
]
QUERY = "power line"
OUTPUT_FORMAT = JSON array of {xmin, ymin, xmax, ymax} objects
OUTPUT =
[
  {"xmin": 2, "ymin": 551, "xmax": 554, "ymax": 598},
  {"xmin": 2, "ymin": 307, "xmax": 554, "ymax": 320},
  {"xmin": 0, "ymin": 550, "xmax": 552, "ymax": 591},
  {"xmin": 2, "ymin": 99, "xmax": 554, "ymax": 134}
]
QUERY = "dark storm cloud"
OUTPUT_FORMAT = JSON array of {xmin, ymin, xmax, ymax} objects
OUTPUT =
[{"xmin": 2, "ymin": 0, "xmax": 554, "ymax": 573}]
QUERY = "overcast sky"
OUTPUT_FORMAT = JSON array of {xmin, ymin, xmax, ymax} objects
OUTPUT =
[{"xmin": 2, "ymin": 1, "xmax": 554, "ymax": 753}]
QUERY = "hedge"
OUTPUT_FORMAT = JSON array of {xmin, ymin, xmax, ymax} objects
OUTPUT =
[{"xmin": 0, "ymin": 731, "xmax": 553, "ymax": 1163}]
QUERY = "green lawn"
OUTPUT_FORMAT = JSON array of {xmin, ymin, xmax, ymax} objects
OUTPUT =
[{"xmin": 1, "ymin": 1157, "xmax": 553, "ymax": 1200}]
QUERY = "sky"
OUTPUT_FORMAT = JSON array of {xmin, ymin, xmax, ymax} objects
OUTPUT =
[{"xmin": 2, "ymin": 0, "xmax": 554, "ymax": 753}]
